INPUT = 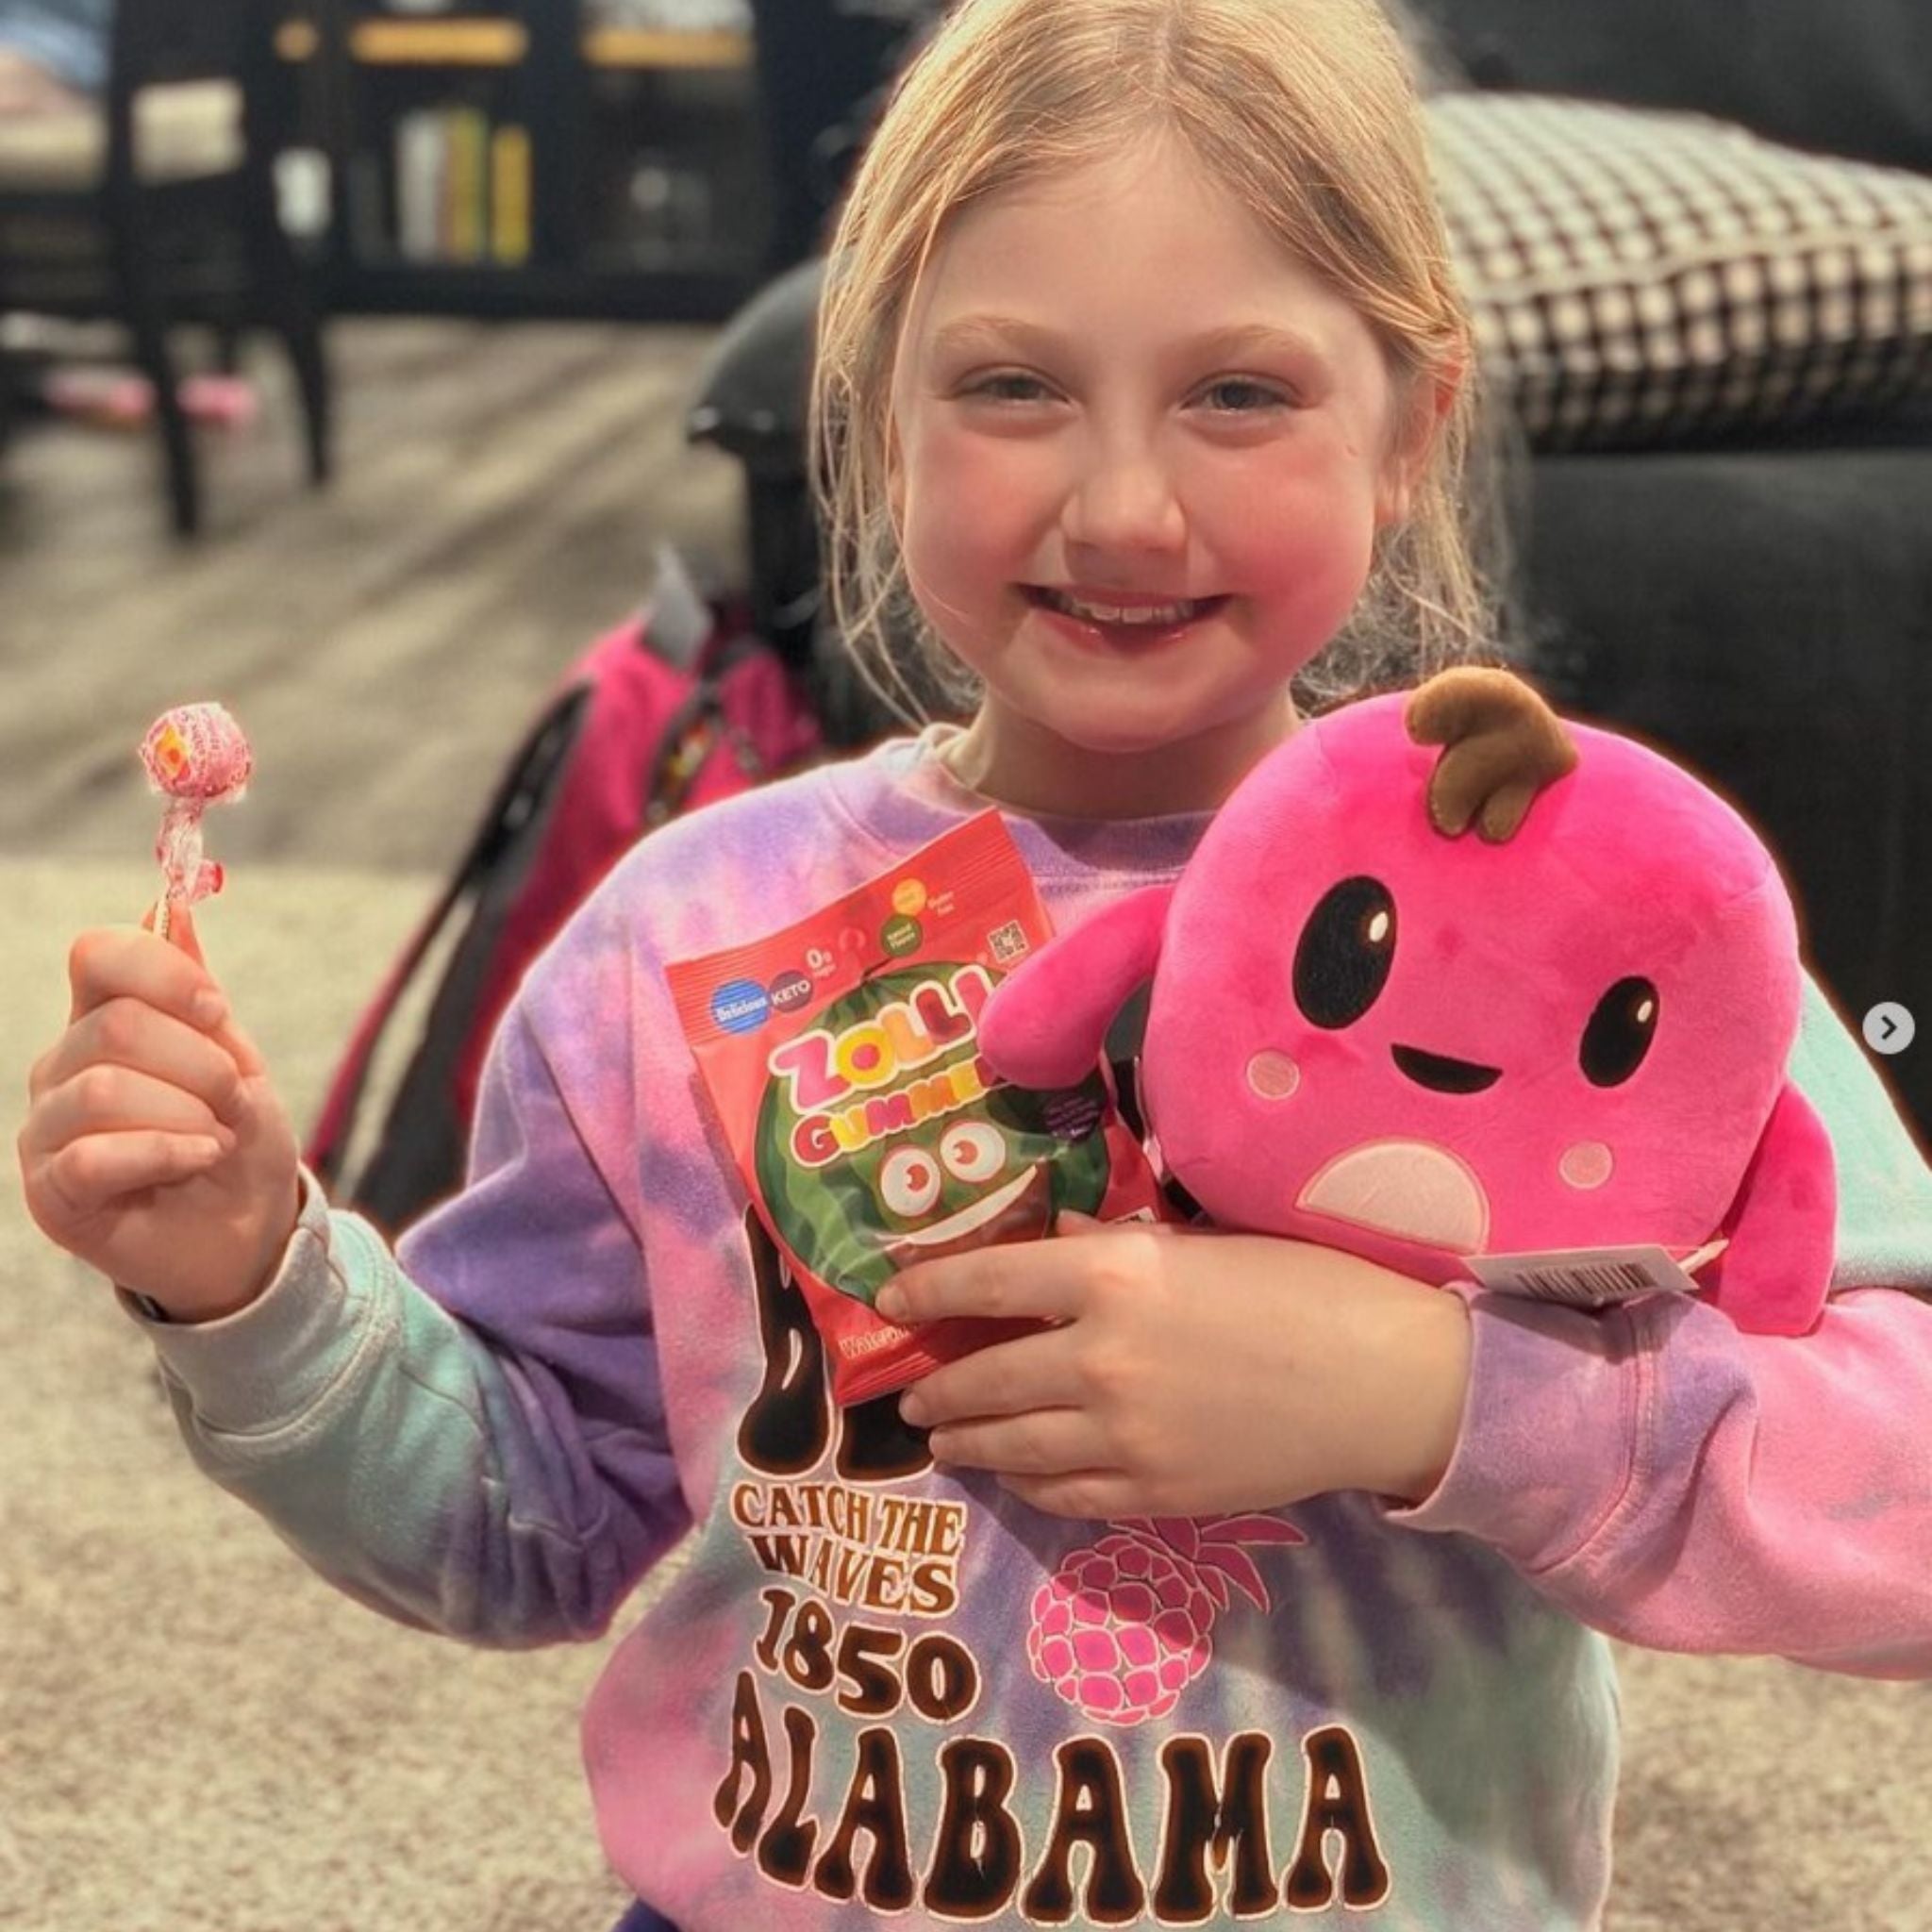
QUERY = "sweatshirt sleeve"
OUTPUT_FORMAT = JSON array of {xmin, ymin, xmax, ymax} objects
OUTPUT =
[
  {"xmin": 1397, "ymin": 974, "xmax": 1932, "ymax": 1674},
  {"xmin": 135, "ymin": 992, "xmax": 691, "ymax": 1649}
]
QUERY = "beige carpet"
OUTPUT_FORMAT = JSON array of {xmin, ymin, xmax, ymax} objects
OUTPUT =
[
  {"xmin": 2, "ymin": 858, "xmax": 636, "ymax": 1932},
  {"xmin": 7, "ymin": 862, "xmax": 1932, "ymax": 1931}
]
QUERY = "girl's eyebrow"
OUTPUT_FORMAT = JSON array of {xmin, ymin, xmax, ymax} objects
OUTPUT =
[{"xmin": 927, "ymin": 315, "xmax": 1330, "ymax": 369}]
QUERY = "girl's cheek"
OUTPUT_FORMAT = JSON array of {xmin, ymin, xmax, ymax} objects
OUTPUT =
[
  {"xmin": 1211, "ymin": 461, "xmax": 1378, "ymax": 572},
  {"xmin": 957, "ymin": 425, "xmax": 1066, "ymax": 502},
  {"xmin": 918, "ymin": 450, "xmax": 1055, "ymax": 575},
  {"xmin": 915, "ymin": 421, "xmax": 1035, "ymax": 514}
]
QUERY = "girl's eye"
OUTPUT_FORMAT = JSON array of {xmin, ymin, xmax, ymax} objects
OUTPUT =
[
  {"xmin": 940, "ymin": 1122, "xmax": 1007, "ymax": 1184},
  {"xmin": 879, "ymin": 1146, "xmax": 944, "ymax": 1219},
  {"xmin": 966, "ymin": 372, "xmax": 1054, "ymax": 404},
  {"xmin": 1198, "ymin": 378, "xmax": 1291, "ymax": 414}
]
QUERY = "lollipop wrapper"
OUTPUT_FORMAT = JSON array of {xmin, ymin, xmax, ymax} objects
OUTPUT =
[
  {"xmin": 140, "ymin": 703, "xmax": 252, "ymax": 927},
  {"xmin": 154, "ymin": 801, "xmax": 225, "ymax": 910}
]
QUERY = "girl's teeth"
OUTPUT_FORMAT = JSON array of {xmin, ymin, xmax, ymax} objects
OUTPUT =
[{"xmin": 1045, "ymin": 591, "xmax": 1203, "ymax": 625}]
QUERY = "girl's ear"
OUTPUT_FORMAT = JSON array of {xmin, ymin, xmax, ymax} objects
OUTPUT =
[
  {"xmin": 979, "ymin": 885, "xmax": 1176, "ymax": 1089},
  {"xmin": 1376, "ymin": 351, "xmax": 1463, "ymax": 529}
]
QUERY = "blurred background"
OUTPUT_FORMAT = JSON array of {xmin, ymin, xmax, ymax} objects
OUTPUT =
[{"xmin": 2, "ymin": 2, "xmax": 1930, "ymax": 1928}]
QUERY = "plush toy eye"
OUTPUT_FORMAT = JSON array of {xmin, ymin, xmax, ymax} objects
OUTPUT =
[
  {"xmin": 879, "ymin": 1146, "xmax": 944, "ymax": 1219},
  {"xmin": 1580, "ymin": 976, "xmax": 1660, "ymax": 1088},
  {"xmin": 1293, "ymin": 876, "xmax": 1398, "ymax": 1029}
]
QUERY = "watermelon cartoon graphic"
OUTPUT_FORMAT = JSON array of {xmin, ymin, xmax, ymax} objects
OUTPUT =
[{"xmin": 754, "ymin": 964, "xmax": 1114, "ymax": 1307}]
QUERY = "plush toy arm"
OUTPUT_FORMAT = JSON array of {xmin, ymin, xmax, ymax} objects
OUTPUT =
[
  {"xmin": 1700, "ymin": 1081, "xmax": 1838, "ymax": 1338},
  {"xmin": 979, "ymin": 883, "xmax": 1175, "ymax": 1090}
]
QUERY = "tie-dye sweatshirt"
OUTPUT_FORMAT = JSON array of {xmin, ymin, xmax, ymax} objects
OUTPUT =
[{"xmin": 136, "ymin": 731, "xmax": 1932, "ymax": 1930}]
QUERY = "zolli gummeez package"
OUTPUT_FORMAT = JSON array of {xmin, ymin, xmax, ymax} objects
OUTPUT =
[{"xmin": 668, "ymin": 814, "xmax": 1169, "ymax": 1405}]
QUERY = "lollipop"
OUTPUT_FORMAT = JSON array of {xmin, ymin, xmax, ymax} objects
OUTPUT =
[{"xmin": 139, "ymin": 703, "xmax": 252, "ymax": 941}]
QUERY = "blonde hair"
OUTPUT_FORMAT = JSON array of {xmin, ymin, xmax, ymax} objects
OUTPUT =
[{"xmin": 811, "ymin": 0, "xmax": 1501, "ymax": 724}]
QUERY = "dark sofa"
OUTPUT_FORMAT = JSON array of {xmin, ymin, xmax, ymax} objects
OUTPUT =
[
  {"xmin": 1415, "ymin": 0, "xmax": 1932, "ymax": 1146},
  {"xmin": 698, "ymin": 0, "xmax": 1932, "ymax": 1141}
]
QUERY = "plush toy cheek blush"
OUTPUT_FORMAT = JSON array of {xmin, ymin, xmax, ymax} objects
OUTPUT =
[
  {"xmin": 1560, "ymin": 1142, "xmax": 1615, "ymax": 1190},
  {"xmin": 1246, "ymin": 1052, "xmax": 1301, "ymax": 1099},
  {"xmin": 980, "ymin": 669, "xmax": 1836, "ymax": 1339}
]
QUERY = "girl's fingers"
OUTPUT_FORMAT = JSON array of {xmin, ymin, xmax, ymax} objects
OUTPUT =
[
  {"xmin": 880, "ymin": 1240, "xmax": 1091, "ymax": 1329},
  {"xmin": 65, "ymin": 918, "xmax": 265, "ymax": 1081},
  {"xmin": 150, "ymin": 901, "xmax": 268, "ymax": 1079},
  {"xmin": 898, "ymin": 1322, "xmax": 1084, "ymax": 1428},
  {"xmin": 924, "ymin": 1406, "xmax": 1108, "ymax": 1479},
  {"xmin": 996, "ymin": 1471, "xmax": 1141, "ymax": 1522},
  {"xmin": 29, "ymin": 999, "xmax": 244, "ymax": 1122},
  {"xmin": 68, "ymin": 924, "xmax": 227, "ymax": 1034},
  {"xmin": 35, "ymin": 1128, "xmax": 226, "ymax": 1218},
  {"xmin": 159, "ymin": 896, "xmax": 205, "ymax": 964},
  {"xmin": 203, "ymin": 1004, "xmax": 268, "ymax": 1083},
  {"xmin": 27, "ymin": 1061, "xmax": 238, "ymax": 1155}
]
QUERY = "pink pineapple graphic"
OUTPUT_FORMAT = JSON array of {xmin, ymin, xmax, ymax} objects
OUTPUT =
[{"xmin": 1026, "ymin": 1514, "xmax": 1307, "ymax": 1725}]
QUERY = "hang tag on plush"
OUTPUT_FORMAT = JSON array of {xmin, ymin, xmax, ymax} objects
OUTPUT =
[{"xmin": 1465, "ymin": 1239, "xmax": 1728, "ymax": 1309}]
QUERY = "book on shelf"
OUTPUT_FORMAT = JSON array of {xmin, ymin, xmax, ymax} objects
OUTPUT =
[
  {"xmin": 579, "ymin": 1, "xmax": 753, "ymax": 27},
  {"xmin": 391, "ymin": 106, "xmax": 533, "ymax": 266},
  {"xmin": 443, "ymin": 108, "xmax": 487, "ymax": 261},
  {"xmin": 490, "ymin": 125, "xmax": 533, "ymax": 266}
]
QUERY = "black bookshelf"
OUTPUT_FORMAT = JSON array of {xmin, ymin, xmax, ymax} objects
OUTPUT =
[{"xmin": 270, "ymin": 3, "xmax": 769, "ymax": 321}]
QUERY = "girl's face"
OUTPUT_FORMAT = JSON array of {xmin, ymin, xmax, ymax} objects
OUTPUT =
[{"xmin": 890, "ymin": 134, "xmax": 1441, "ymax": 818}]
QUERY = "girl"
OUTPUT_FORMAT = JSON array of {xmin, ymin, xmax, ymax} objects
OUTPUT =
[{"xmin": 20, "ymin": 1, "xmax": 1932, "ymax": 1926}]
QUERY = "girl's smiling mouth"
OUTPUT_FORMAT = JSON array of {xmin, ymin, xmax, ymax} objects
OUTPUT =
[{"xmin": 1023, "ymin": 586, "xmax": 1232, "ymax": 641}]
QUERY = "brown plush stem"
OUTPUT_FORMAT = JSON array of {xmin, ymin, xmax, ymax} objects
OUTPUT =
[{"xmin": 1405, "ymin": 667, "xmax": 1579, "ymax": 841}]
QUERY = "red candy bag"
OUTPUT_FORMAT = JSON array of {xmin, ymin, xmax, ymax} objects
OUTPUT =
[{"xmin": 668, "ymin": 813, "xmax": 1169, "ymax": 1405}]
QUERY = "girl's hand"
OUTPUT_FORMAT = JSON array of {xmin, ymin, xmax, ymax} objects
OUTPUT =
[
  {"xmin": 880, "ymin": 1216, "xmax": 1472, "ymax": 1521},
  {"xmin": 19, "ymin": 904, "xmax": 302, "ymax": 1323}
]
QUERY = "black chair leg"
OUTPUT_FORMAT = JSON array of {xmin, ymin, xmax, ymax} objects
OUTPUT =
[
  {"xmin": 113, "ymin": 223, "xmax": 200, "ymax": 537},
  {"xmin": 248, "ymin": 187, "xmax": 331, "ymax": 487},
  {"xmin": 284, "ymin": 307, "xmax": 332, "ymax": 488}
]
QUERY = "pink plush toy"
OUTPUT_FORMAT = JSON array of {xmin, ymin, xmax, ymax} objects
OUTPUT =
[{"xmin": 979, "ymin": 668, "xmax": 1835, "ymax": 1337}]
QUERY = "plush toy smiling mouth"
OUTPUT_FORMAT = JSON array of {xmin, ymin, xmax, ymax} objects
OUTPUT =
[
  {"xmin": 1390, "ymin": 1043, "xmax": 1503, "ymax": 1094},
  {"xmin": 1296, "ymin": 1140, "xmax": 1493, "ymax": 1254}
]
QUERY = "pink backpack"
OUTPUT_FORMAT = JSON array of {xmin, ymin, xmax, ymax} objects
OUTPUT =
[{"xmin": 308, "ymin": 580, "xmax": 823, "ymax": 1236}]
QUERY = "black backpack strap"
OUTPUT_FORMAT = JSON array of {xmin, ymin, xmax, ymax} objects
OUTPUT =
[
  {"xmin": 305, "ymin": 684, "xmax": 591, "ymax": 1193},
  {"xmin": 344, "ymin": 641, "xmax": 739, "ymax": 1228}
]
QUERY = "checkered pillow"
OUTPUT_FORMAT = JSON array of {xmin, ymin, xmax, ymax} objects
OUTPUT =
[{"xmin": 1428, "ymin": 94, "xmax": 1932, "ymax": 449}]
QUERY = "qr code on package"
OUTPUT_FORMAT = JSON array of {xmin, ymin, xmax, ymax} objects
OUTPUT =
[{"xmin": 988, "ymin": 920, "xmax": 1029, "ymax": 965}]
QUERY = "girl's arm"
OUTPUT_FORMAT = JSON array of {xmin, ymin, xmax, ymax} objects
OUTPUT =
[
  {"xmin": 135, "ymin": 992, "xmax": 690, "ymax": 1649},
  {"xmin": 1398, "ymin": 976, "xmax": 1932, "ymax": 1674},
  {"xmin": 1396, "ymin": 1283, "xmax": 1932, "ymax": 1674},
  {"xmin": 895, "ymin": 975, "xmax": 1932, "ymax": 1671}
]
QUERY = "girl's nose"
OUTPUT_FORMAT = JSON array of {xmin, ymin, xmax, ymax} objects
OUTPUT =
[{"xmin": 1061, "ymin": 444, "xmax": 1188, "ymax": 558}]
